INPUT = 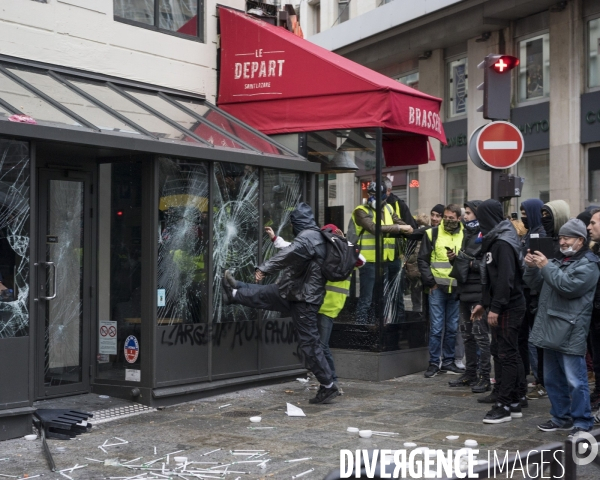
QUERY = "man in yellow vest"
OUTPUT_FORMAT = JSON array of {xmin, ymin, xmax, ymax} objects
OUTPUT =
[
  {"xmin": 353, "ymin": 181, "xmax": 413, "ymax": 325},
  {"xmin": 417, "ymin": 204, "xmax": 465, "ymax": 377}
]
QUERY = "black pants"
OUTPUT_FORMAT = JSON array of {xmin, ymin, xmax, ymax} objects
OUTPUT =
[
  {"xmin": 590, "ymin": 318, "xmax": 600, "ymax": 394},
  {"xmin": 460, "ymin": 301, "xmax": 491, "ymax": 378},
  {"xmin": 490, "ymin": 305, "xmax": 527, "ymax": 406},
  {"xmin": 233, "ymin": 283, "xmax": 334, "ymax": 385},
  {"xmin": 518, "ymin": 289, "xmax": 543, "ymax": 385}
]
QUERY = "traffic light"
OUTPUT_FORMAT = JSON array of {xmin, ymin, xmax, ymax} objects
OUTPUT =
[{"xmin": 477, "ymin": 54, "xmax": 519, "ymax": 121}]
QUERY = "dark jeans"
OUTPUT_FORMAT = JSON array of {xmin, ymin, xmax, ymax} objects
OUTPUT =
[
  {"xmin": 590, "ymin": 318, "xmax": 600, "ymax": 394},
  {"xmin": 317, "ymin": 313, "xmax": 337, "ymax": 382},
  {"xmin": 460, "ymin": 301, "xmax": 491, "ymax": 378},
  {"xmin": 234, "ymin": 283, "xmax": 334, "ymax": 385},
  {"xmin": 519, "ymin": 289, "xmax": 542, "ymax": 384},
  {"xmin": 428, "ymin": 288, "xmax": 459, "ymax": 366},
  {"xmin": 490, "ymin": 305, "xmax": 527, "ymax": 406}
]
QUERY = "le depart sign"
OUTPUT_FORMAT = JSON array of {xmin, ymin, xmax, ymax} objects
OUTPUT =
[{"xmin": 469, "ymin": 121, "xmax": 525, "ymax": 171}]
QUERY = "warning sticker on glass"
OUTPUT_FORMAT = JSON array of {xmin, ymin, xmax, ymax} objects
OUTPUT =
[
  {"xmin": 99, "ymin": 320, "xmax": 117, "ymax": 355},
  {"xmin": 124, "ymin": 335, "xmax": 139, "ymax": 363},
  {"xmin": 125, "ymin": 369, "xmax": 141, "ymax": 382}
]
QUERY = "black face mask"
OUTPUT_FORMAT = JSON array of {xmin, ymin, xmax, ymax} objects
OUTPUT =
[
  {"xmin": 521, "ymin": 217, "xmax": 529, "ymax": 230},
  {"xmin": 542, "ymin": 215, "xmax": 554, "ymax": 237}
]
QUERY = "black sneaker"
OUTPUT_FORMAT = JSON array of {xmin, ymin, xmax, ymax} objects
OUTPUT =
[
  {"xmin": 471, "ymin": 377, "xmax": 491, "ymax": 393},
  {"xmin": 520, "ymin": 397, "xmax": 529, "ymax": 408},
  {"xmin": 568, "ymin": 426, "xmax": 592, "ymax": 438},
  {"xmin": 477, "ymin": 390, "xmax": 498, "ymax": 404},
  {"xmin": 224, "ymin": 269, "xmax": 238, "ymax": 289},
  {"xmin": 509, "ymin": 404, "xmax": 523, "ymax": 418},
  {"xmin": 537, "ymin": 420, "xmax": 574, "ymax": 432},
  {"xmin": 449, "ymin": 374, "xmax": 477, "ymax": 387},
  {"xmin": 309, "ymin": 384, "xmax": 339, "ymax": 404},
  {"xmin": 483, "ymin": 404, "xmax": 512, "ymax": 424},
  {"xmin": 424, "ymin": 364, "xmax": 440, "ymax": 378},
  {"xmin": 222, "ymin": 279, "xmax": 234, "ymax": 304},
  {"xmin": 440, "ymin": 363, "xmax": 466, "ymax": 375}
]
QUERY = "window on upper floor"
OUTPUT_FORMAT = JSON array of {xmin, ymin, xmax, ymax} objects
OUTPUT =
[
  {"xmin": 396, "ymin": 71, "xmax": 419, "ymax": 90},
  {"xmin": 517, "ymin": 33, "xmax": 550, "ymax": 102},
  {"xmin": 114, "ymin": 0, "xmax": 204, "ymax": 41},
  {"xmin": 589, "ymin": 18, "xmax": 600, "ymax": 89},
  {"xmin": 447, "ymin": 57, "xmax": 468, "ymax": 118},
  {"xmin": 338, "ymin": 0, "xmax": 350, "ymax": 24}
]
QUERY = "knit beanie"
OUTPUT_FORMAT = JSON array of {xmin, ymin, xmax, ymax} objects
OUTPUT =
[
  {"xmin": 558, "ymin": 218, "xmax": 588, "ymax": 239},
  {"xmin": 431, "ymin": 204, "xmax": 445, "ymax": 216}
]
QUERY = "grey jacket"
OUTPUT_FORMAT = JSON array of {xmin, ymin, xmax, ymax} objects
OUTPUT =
[
  {"xmin": 524, "ymin": 248, "xmax": 600, "ymax": 356},
  {"xmin": 257, "ymin": 203, "xmax": 326, "ymax": 305}
]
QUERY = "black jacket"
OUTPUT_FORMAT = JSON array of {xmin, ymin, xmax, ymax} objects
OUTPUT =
[
  {"xmin": 386, "ymin": 193, "xmax": 417, "ymax": 229},
  {"xmin": 455, "ymin": 222, "xmax": 483, "ymax": 303},
  {"xmin": 257, "ymin": 203, "xmax": 326, "ymax": 305},
  {"xmin": 478, "ymin": 200, "xmax": 525, "ymax": 314}
]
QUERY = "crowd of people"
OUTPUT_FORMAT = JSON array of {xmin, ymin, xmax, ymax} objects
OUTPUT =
[
  {"xmin": 220, "ymin": 177, "xmax": 600, "ymax": 439},
  {"xmin": 419, "ymin": 196, "xmax": 600, "ymax": 437}
]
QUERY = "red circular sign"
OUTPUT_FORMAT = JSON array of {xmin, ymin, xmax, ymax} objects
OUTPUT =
[{"xmin": 476, "ymin": 121, "xmax": 524, "ymax": 169}]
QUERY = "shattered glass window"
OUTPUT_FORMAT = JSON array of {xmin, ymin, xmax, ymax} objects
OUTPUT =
[
  {"xmin": 0, "ymin": 139, "xmax": 30, "ymax": 339},
  {"xmin": 0, "ymin": 71, "xmax": 81, "ymax": 127},
  {"xmin": 97, "ymin": 163, "xmax": 143, "ymax": 380},
  {"xmin": 213, "ymin": 162, "xmax": 259, "ymax": 323},
  {"xmin": 158, "ymin": 158, "xmax": 208, "ymax": 325}
]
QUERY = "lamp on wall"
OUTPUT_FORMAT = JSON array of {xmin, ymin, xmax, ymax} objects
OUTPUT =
[{"xmin": 475, "ymin": 32, "xmax": 492, "ymax": 43}]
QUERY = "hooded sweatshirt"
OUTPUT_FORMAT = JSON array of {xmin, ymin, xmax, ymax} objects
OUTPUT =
[
  {"xmin": 541, "ymin": 200, "xmax": 570, "ymax": 258},
  {"xmin": 520, "ymin": 198, "xmax": 545, "ymax": 254},
  {"xmin": 477, "ymin": 199, "xmax": 525, "ymax": 314},
  {"xmin": 455, "ymin": 200, "xmax": 483, "ymax": 303}
]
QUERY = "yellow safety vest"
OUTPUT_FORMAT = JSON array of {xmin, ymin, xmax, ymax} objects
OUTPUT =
[
  {"xmin": 352, "ymin": 204, "xmax": 396, "ymax": 262},
  {"xmin": 425, "ymin": 222, "xmax": 464, "ymax": 292},
  {"xmin": 319, "ymin": 279, "xmax": 351, "ymax": 318}
]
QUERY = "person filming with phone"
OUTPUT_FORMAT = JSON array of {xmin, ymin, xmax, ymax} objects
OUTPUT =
[{"xmin": 418, "ymin": 204, "xmax": 465, "ymax": 378}]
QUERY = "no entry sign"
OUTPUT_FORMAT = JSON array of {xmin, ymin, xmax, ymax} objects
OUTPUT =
[{"xmin": 469, "ymin": 121, "xmax": 524, "ymax": 170}]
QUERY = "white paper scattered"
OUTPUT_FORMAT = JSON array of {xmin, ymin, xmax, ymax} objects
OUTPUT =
[
  {"xmin": 296, "ymin": 378, "xmax": 309, "ymax": 384},
  {"xmin": 446, "ymin": 435, "xmax": 460, "ymax": 440},
  {"xmin": 286, "ymin": 403, "xmax": 306, "ymax": 417},
  {"xmin": 403, "ymin": 442, "xmax": 417, "ymax": 447},
  {"xmin": 464, "ymin": 439, "xmax": 478, "ymax": 447}
]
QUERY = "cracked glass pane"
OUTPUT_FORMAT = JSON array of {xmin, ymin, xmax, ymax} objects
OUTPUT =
[
  {"xmin": 45, "ymin": 180, "xmax": 84, "ymax": 385},
  {"xmin": 158, "ymin": 158, "xmax": 208, "ymax": 325},
  {"xmin": 213, "ymin": 162, "xmax": 258, "ymax": 323},
  {"xmin": 0, "ymin": 139, "xmax": 30, "ymax": 339},
  {"xmin": 97, "ymin": 162, "xmax": 143, "ymax": 380}
]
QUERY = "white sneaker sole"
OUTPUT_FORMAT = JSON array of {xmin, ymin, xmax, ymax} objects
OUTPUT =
[
  {"xmin": 511, "ymin": 412, "xmax": 523, "ymax": 418},
  {"xmin": 483, "ymin": 416, "xmax": 512, "ymax": 424}
]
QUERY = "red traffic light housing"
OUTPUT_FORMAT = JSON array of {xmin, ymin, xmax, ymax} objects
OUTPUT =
[{"xmin": 490, "ymin": 55, "xmax": 519, "ymax": 73}]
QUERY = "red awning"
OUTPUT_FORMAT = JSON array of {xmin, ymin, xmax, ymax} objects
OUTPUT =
[{"xmin": 217, "ymin": 7, "xmax": 446, "ymax": 166}]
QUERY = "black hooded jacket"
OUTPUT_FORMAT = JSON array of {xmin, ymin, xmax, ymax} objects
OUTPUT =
[
  {"xmin": 257, "ymin": 203, "xmax": 326, "ymax": 305},
  {"xmin": 477, "ymin": 200, "xmax": 525, "ymax": 314},
  {"xmin": 455, "ymin": 200, "xmax": 483, "ymax": 303},
  {"xmin": 386, "ymin": 193, "xmax": 417, "ymax": 229}
]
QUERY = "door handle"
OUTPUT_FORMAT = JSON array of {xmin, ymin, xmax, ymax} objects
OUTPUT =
[{"xmin": 35, "ymin": 262, "xmax": 57, "ymax": 300}]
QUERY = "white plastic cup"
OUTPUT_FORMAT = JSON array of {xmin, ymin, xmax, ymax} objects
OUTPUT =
[
  {"xmin": 347, "ymin": 427, "xmax": 359, "ymax": 433},
  {"xmin": 249, "ymin": 416, "xmax": 262, "ymax": 423},
  {"xmin": 358, "ymin": 430, "xmax": 372, "ymax": 438}
]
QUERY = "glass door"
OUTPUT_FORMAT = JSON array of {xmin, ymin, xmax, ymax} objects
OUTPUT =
[{"xmin": 36, "ymin": 169, "xmax": 92, "ymax": 398}]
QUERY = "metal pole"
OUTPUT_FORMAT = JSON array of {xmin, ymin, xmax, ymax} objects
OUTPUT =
[{"xmin": 375, "ymin": 128, "xmax": 383, "ymax": 351}]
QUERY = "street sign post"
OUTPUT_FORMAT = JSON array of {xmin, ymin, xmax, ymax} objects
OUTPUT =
[{"xmin": 469, "ymin": 121, "xmax": 524, "ymax": 170}]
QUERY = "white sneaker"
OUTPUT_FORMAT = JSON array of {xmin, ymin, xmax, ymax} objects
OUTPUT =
[{"xmin": 455, "ymin": 360, "xmax": 465, "ymax": 370}]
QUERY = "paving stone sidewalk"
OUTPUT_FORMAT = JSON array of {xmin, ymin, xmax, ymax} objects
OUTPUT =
[{"xmin": 1, "ymin": 372, "xmax": 599, "ymax": 479}]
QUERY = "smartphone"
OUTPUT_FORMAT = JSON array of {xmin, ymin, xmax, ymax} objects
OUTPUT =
[
  {"xmin": 529, "ymin": 234, "xmax": 554, "ymax": 259},
  {"xmin": 511, "ymin": 212, "xmax": 518, "ymax": 220},
  {"xmin": 445, "ymin": 246, "xmax": 453, "ymax": 253}
]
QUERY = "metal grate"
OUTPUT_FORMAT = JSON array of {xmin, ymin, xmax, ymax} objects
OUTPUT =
[
  {"xmin": 91, "ymin": 403, "xmax": 156, "ymax": 425},
  {"xmin": 222, "ymin": 410, "xmax": 262, "ymax": 418}
]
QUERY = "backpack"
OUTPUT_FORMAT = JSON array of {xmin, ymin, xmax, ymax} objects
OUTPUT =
[{"xmin": 320, "ymin": 228, "xmax": 361, "ymax": 282}]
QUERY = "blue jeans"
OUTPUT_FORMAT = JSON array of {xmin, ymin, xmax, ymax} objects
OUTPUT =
[
  {"xmin": 428, "ymin": 287, "xmax": 459, "ymax": 366},
  {"xmin": 317, "ymin": 313, "xmax": 337, "ymax": 382},
  {"xmin": 544, "ymin": 349, "xmax": 593, "ymax": 430},
  {"xmin": 356, "ymin": 263, "xmax": 388, "ymax": 324}
]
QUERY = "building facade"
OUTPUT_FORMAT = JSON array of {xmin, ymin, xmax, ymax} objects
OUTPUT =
[{"xmin": 305, "ymin": 0, "xmax": 600, "ymax": 216}]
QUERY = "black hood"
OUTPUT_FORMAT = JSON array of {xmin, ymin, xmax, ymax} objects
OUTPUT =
[
  {"xmin": 464, "ymin": 200, "xmax": 482, "ymax": 217},
  {"xmin": 476, "ymin": 199, "xmax": 504, "ymax": 235},
  {"xmin": 290, "ymin": 202, "xmax": 319, "ymax": 235}
]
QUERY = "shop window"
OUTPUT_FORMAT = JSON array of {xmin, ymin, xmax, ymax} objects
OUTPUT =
[
  {"xmin": 447, "ymin": 58, "xmax": 468, "ymax": 118},
  {"xmin": 517, "ymin": 153, "xmax": 550, "ymax": 207},
  {"xmin": 397, "ymin": 71, "xmax": 419, "ymax": 90},
  {"xmin": 0, "ymin": 139, "xmax": 30, "ymax": 339},
  {"xmin": 114, "ymin": 0, "xmax": 204, "ymax": 40},
  {"xmin": 157, "ymin": 158, "xmax": 208, "ymax": 326},
  {"xmin": 408, "ymin": 169, "xmax": 419, "ymax": 212},
  {"xmin": 588, "ymin": 147, "xmax": 600, "ymax": 204},
  {"xmin": 213, "ymin": 162, "xmax": 259, "ymax": 322},
  {"xmin": 97, "ymin": 162, "xmax": 142, "ymax": 380},
  {"xmin": 446, "ymin": 164, "xmax": 468, "ymax": 205},
  {"xmin": 337, "ymin": 0, "xmax": 349, "ymax": 24},
  {"xmin": 589, "ymin": 18, "xmax": 600, "ymax": 88},
  {"xmin": 518, "ymin": 33, "xmax": 550, "ymax": 102}
]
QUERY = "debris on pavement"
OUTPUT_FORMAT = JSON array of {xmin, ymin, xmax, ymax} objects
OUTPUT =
[{"xmin": 285, "ymin": 403, "xmax": 306, "ymax": 417}]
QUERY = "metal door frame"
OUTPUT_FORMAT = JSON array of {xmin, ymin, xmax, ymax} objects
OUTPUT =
[{"xmin": 35, "ymin": 166, "xmax": 95, "ymax": 399}]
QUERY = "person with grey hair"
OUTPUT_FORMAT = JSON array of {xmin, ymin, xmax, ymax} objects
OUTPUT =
[
  {"xmin": 524, "ymin": 218, "xmax": 599, "ymax": 436},
  {"xmin": 383, "ymin": 176, "xmax": 417, "ymax": 323}
]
